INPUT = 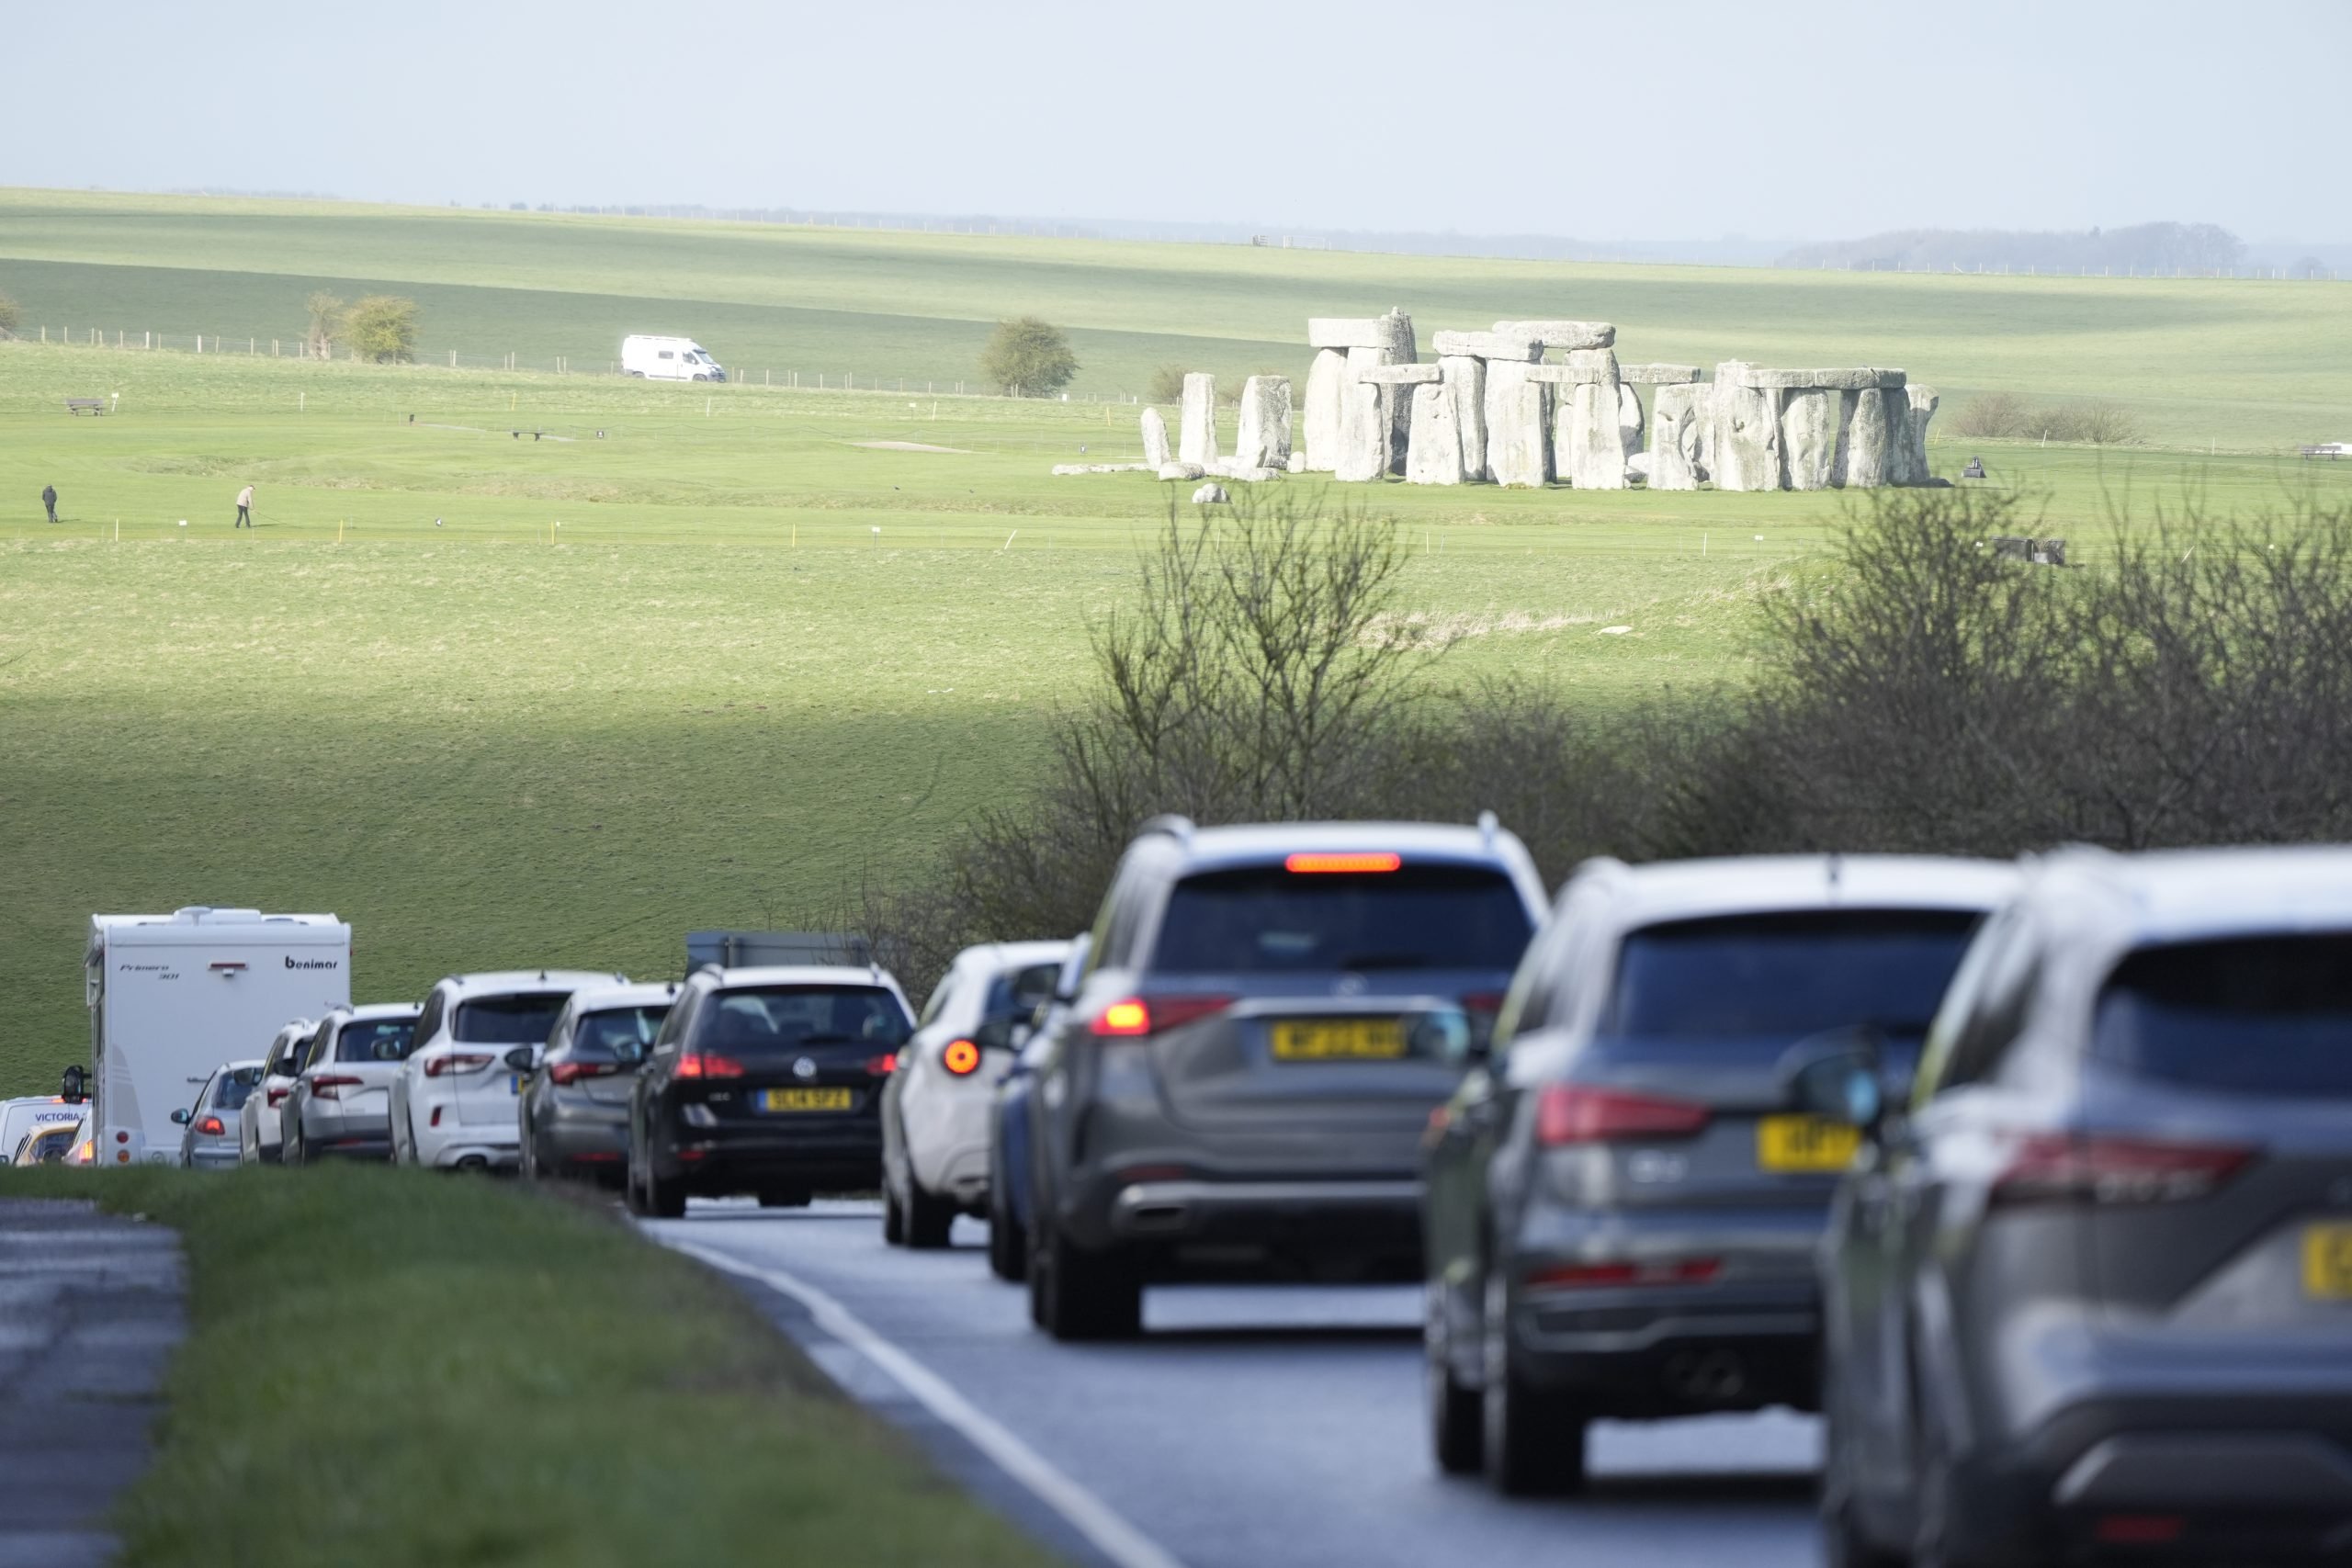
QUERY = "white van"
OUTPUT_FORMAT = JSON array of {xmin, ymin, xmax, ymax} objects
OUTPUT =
[
  {"xmin": 621, "ymin": 334, "xmax": 727, "ymax": 382},
  {"xmin": 84, "ymin": 908, "xmax": 352, "ymax": 1166}
]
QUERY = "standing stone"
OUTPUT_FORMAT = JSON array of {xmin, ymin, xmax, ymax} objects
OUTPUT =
[
  {"xmin": 1781, "ymin": 387, "xmax": 1840, "ymax": 491},
  {"xmin": 1710, "ymin": 365, "xmax": 1784, "ymax": 491},
  {"xmin": 1903, "ymin": 386, "xmax": 1939, "ymax": 483},
  {"xmin": 1302, "ymin": 349, "xmax": 1345, "ymax": 472},
  {"xmin": 1179, "ymin": 374, "xmax": 1218, "ymax": 466},
  {"xmin": 1286, "ymin": 451, "xmax": 1306, "ymax": 474},
  {"xmin": 1140, "ymin": 406, "xmax": 1171, "ymax": 468},
  {"xmin": 1405, "ymin": 381, "xmax": 1464, "ymax": 484},
  {"xmin": 1438, "ymin": 355, "xmax": 1487, "ymax": 480},
  {"xmin": 1484, "ymin": 359, "xmax": 1550, "ymax": 487},
  {"xmin": 1649, "ymin": 383, "xmax": 1707, "ymax": 490},
  {"xmin": 1833, "ymin": 387, "xmax": 1894, "ymax": 489},
  {"xmin": 1234, "ymin": 376, "xmax": 1294, "ymax": 469},
  {"xmin": 1555, "ymin": 348, "xmax": 1625, "ymax": 489},
  {"xmin": 1381, "ymin": 309, "xmax": 1417, "ymax": 472},
  {"xmin": 1617, "ymin": 382, "xmax": 1645, "ymax": 459},
  {"xmin": 1336, "ymin": 346, "xmax": 1393, "ymax": 482}
]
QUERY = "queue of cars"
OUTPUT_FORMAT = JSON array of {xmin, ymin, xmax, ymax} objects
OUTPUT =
[{"xmin": 86, "ymin": 816, "xmax": 2352, "ymax": 1563}]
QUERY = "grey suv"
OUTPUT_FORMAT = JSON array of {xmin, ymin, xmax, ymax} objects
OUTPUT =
[
  {"xmin": 1423, "ymin": 854, "xmax": 2013, "ymax": 1495},
  {"xmin": 1816, "ymin": 847, "xmax": 2352, "ymax": 1568},
  {"xmin": 1023, "ymin": 815, "xmax": 1548, "ymax": 1340}
]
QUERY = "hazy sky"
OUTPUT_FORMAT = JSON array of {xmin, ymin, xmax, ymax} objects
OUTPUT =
[{"xmin": 6, "ymin": 0, "xmax": 2346, "ymax": 242}]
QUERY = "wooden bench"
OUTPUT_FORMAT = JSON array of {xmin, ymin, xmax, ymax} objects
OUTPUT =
[{"xmin": 64, "ymin": 398, "xmax": 105, "ymax": 416}]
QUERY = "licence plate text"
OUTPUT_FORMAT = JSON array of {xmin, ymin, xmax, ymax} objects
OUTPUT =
[
  {"xmin": 1271, "ymin": 1019, "xmax": 1406, "ymax": 1062},
  {"xmin": 1757, "ymin": 1114, "xmax": 1861, "ymax": 1173},
  {"xmin": 762, "ymin": 1088, "xmax": 853, "ymax": 1112}
]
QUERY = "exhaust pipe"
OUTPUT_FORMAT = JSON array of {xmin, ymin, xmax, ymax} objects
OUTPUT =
[{"xmin": 1663, "ymin": 1349, "xmax": 1747, "ymax": 1404}]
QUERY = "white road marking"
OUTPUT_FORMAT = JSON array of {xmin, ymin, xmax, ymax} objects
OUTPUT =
[{"xmin": 665, "ymin": 1235, "xmax": 1190, "ymax": 1568}]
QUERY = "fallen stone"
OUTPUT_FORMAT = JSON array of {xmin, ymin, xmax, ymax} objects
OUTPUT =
[
  {"xmin": 1430, "ymin": 331, "xmax": 1542, "ymax": 361},
  {"xmin": 1302, "ymin": 349, "xmax": 1345, "ymax": 472},
  {"xmin": 1494, "ymin": 320, "xmax": 1616, "ymax": 350},
  {"xmin": 1620, "ymin": 364, "xmax": 1703, "ymax": 384},
  {"xmin": 1356, "ymin": 363, "xmax": 1443, "ymax": 385},
  {"xmin": 1192, "ymin": 482, "xmax": 1229, "ymax": 504},
  {"xmin": 1555, "ymin": 347, "xmax": 1625, "ymax": 489},
  {"xmin": 1903, "ymin": 385, "xmax": 1939, "ymax": 483},
  {"xmin": 1306, "ymin": 318, "xmax": 1395, "ymax": 350},
  {"xmin": 1439, "ymin": 355, "xmax": 1487, "ymax": 480},
  {"xmin": 1405, "ymin": 381, "xmax": 1464, "ymax": 484},
  {"xmin": 1234, "ymin": 375, "xmax": 1294, "ymax": 468},
  {"xmin": 1649, "ymin": 382, "xmax": 1707, "ymax": 490},
  {"xmin": 1483, "ymin": 358, "xmax": 1550, "ymax": 487},
  {"xmin": 1627, "ymin": 452, "xmax": 1653, "ymax": 479},
  {"xmin": 1157, "ymin": 462, "xmax": 1205, "ymax": 481},
  {"xmin": 1179, "ymin": 373, "xmax": 1218, "ymax": 466},
  {"xmin": 1832, "ymin": 386, "xmax": 1895, "ymax": 488},
  {"xmin": 1781, "ymin": 387, "xmax": 1840, "ymax": 491},
  {"xmin": 1286, "ymin": 451, "xmax": 1307, "ymax": 474},
  {"xmin": 1618, "ymin": 382, "xmax": 1645, "ymax": 458},
  {"xmin": 1711, "ymin": 365, "xmax": 1783, "ymax": 491},
  {"xmin": 1140, "ymin": 406, "xmax": 1171, "ymax": 468},
  {"xmin": 1720, "ymin": 366, "xmax": 1906, "ymax": 391},
  {"xmin": 1204, "ymin": 457, "xmax": 1284, "ymax": 481},
  {"xmin": 1337, "ymin": 344, "xmax": 1395, "ymax": 481},
  {"xmin": 1051, "ymin": 462, "xmax": 1157, "ymax": 475}
]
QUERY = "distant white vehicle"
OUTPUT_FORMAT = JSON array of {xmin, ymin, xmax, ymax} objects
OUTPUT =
[
  {"xmin": 83, "ymin": 908, "xmax": 351, "ymax": 1167},
  {"xmin": 621, "ymin": 334, "xmax": 727, "ymax": 382}
]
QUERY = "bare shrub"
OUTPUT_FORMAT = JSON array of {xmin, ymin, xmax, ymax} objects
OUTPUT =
[
  {"xmin": 1951, "ymin": 390, "xmax": 2030, "ymax": 438},
  {"xmin": 2067, "ymin": 399, "xmax": 2142, "ymax": 445},
  {"xmin": 1951, "ymin": 390, "xmax": 2141, "ymax": 445},
  {"xmin": 1147, "ymin": 364, "xmax": 1188, "ymax": 405}
]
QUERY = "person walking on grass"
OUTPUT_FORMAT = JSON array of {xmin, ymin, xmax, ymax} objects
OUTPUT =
[
  {"xmin": 41, "ymin": 483, "xmax": 58, "ymax": 524},
  {"xmin": 234, "ymin": 483, "xmax": 254, "ymax": 528}
]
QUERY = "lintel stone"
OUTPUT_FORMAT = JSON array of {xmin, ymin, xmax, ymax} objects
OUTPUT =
[
  {"xmin": 1430, "ymin": 331, "xmax": 1542, "ymax": 361},
  {"xmin": 1620, "ymin": 364, "xmax": 1702, "ymax": 384},
  {"xmin": 1493, "ymin": 320, "xmax": 1616, "ymax": 350},
  {"xmin": 1306, "ymin": 317, "xmax": 1396, "ymax": 350}
]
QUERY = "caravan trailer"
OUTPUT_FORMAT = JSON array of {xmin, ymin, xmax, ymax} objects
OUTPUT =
[
  {"xmin": 620, "ymin": 334, "xmax": 727, "ymax": 382},
  {"xmin": 83, "ymin": 908, "xmax": 352, "ymax": 1165}
]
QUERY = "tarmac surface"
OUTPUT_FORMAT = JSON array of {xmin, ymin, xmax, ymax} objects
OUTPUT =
[{"xmin": 0, "ymin": 1200, "xmax": 184, "ymax": 1568}]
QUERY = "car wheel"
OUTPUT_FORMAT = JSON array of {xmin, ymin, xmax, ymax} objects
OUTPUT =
[
  {"xmin": 1482, "ymin": 1276, "xmax": 1586, "ymax": 1496},
  {"xmin": 757, "ymin": 1187, "xmax": 810, "ymax": 1209},
  {"xmin": 1426, "ymin": 1286, "xmax": 1483, "ymax": 1475},
  {"xmin": 986, "ymin": 1145, "xmax": 1025, "ymax": 1282},
  {"xmin": 1031, "ymin": 1225, "xmax": 1142, "ymax": 1341},
  {"xmin": 623, "ymin": 1146, "xmax": 650, "ymax": 1216},
  {"xmin": 882, "ymin": 1182, "xmax": 907, "ymax": 1246},
  {"xmin": 1821, "ymin": 1368, "xmax": 1904, "ymax": 1568},
  {"xmin": 645, "ymin": 1161, "xmax": 687, "ymax": 1220},
  {"xmin": 905, "ymin": 1179, "xmax": 956, "ymax": 1249}
]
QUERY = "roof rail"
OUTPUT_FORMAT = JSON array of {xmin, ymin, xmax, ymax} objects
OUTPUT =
[
  {"xmin": 1139, "ymin": 813, "xmax": 1195, "ymax": 846},
  {"xmin": 1477, "ymin": 809, "xmax": 1499, "ymax": 853}
]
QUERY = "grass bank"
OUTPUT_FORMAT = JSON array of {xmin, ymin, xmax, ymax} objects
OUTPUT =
[{"xmin": 6, "ymin": 1164, "xmax": 1055, "ymax": 1568}]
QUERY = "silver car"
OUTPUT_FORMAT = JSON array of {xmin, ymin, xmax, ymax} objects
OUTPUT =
[
  {"xmin": 283, "ymin": 1004, "xmax": 420, "ymax": 1166},
  {"xmin": 173, "ymin": 1061, "xmax": 262, "ymax": 1169},
  {"xmin": 1423, "ymin": 853, "xmax": 2014, "ymax": 1495},
  {"xmin": 1817, "ymin": 846, "xmax": 2352, "ymax": 1567}
]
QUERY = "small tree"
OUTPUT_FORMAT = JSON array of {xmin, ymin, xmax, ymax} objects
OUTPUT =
[
  {"xmin": 341, "ymin": 295, "xmax": 420, "ymax": 363},
  {"xmin": 979, "ymin": 316, "xmax": 1079, "ymax": 398},
  {"xmin": 1147, "ymin": 364, "xmax": 1187, "ymax": 405},
  {"xmin": 304, "ymin": 291, "xmax": 344, "ymax": 360}
]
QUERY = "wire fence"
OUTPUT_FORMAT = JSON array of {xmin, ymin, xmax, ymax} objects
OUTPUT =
[{"xmin": 9, "ymin": 325, "xmax": 1152, "ymax": 402}]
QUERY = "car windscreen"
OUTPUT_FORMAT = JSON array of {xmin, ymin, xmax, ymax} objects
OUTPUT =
[
  {"xmin": 1603, "ymin": 909, "xmax": 1984, "ymax": 1040},
  {"xmin": 1149, "ymin": 864, "xmax": 1533, "ymax": 974},
  {"xmin": 453, "ymin": 993, "xmax": 571, "ymax": 1044},
  {"xmin": 575, "ymin": 1005, "xmax": 671, "ymax": 1062},
  {"xmin": 336, "ymin": 1018, "xmax": 416, "ymax": 1063},
  {"xmin": 211, "ymin": 1073, "xmax": 255, "ymax": 1111},
  {"xmin": 694, "ymin": 987, "xmax": 911, "ymax": 1055},
  {"xmin": 2094, "ymin": 933, "xmax": 2352, "ymax": 1097}
]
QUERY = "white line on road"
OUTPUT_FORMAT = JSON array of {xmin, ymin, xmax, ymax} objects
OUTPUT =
[{"xmin": 666, "ymin": 1235, "xmax": 1190, "ymax": 1568}]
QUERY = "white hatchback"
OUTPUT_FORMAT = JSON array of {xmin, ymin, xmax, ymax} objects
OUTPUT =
[
  {"xmin": 240, "ymin": 1020, "xmax": 319, "ymax": 1167},
  {"xmin": 881, "ymin": 941, "xmax": 1069, "ymax": 1247},
  {"xmin": 391, "ymin": 971, "xmax": 621, "ymax": 1170}
]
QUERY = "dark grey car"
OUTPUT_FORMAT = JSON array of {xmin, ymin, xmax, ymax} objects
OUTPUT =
[
  {"xmin": 1423, "ymin": 854, "xmax": 2014, "ymax": 1495},
  {"xmin": 519, "ymin": 982, "xmax": 675, "ymax": 1186},
  {"xmin": 1023, "ymin": 815, "xmax": 1548, "ymax": 1340},
  {"xmin": 1817, "ymin": 847, "xmax": 2352, "ymax": 1567}
]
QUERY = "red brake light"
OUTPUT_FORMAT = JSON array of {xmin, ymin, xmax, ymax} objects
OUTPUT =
[
  {"xmin": 1284, "ymin": 852, "xmax": 1401, "ymax": 874},
  {"xmin": 266, "ymin": 1087, "xmax": 292, "ymax": 1107},
  {"xmin": 423, "ymin": 1052, "xmax": 495, "ymax": 1078},
  {"xmin": 1537, "ymin": 1085, "xmax": 1712, "ymax": 1145},
  {"xmin": 942, "ymin": 1039, "xmax": 983, "ymax": 1076},
  {"xmin": 1526, "ymin": 1258, "xmax": 1722, "ymax": 1291},
  {"xmin": 1990, "ymin": 1133, "xmax": 2251, "ymax": 1208},
  {"xmin": 866, "ymin": 1053, "xmax": 899, "ymax": 1077},
  {"xmin": 1089, "ymin": 995, "xmax": 1234, "ymax": 1037},
  {"xmin": 310, "ymin": 1074, "xmax": 363, "ymax": 1100},
  {"xmin": 1462, "ymin": 991, "xmax": 1507, "ymax": 1015},
  {"xmin": 197, "ymin": 1115, "xmax": 225, "ymax": 1136},
  {"xmin": 675, "ymin": 1050, "xmax": 746, "ymax": 1079}
]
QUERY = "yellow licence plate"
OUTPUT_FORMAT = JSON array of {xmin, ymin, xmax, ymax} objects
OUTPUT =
[
  {"xmin": 2303, "ymin": 1224, "xmax": 2352, "ymax": 1300},
  {"xmin": 1758, "ymin": 1114, "xmax": 1862, "ymax": 1173},
  {"xmin": 1270, "ymin": 1019, "xmax": 1406, "ymax": 1062},
  {"xmin": 761, "ymin": 1088, "xmax": 853, "ymax": 1113}
]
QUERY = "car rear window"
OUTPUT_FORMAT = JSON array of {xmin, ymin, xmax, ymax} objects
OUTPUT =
[
  {"xmin": 336, "ymin": 1018, "xmax": 416, "ymax": 1063},
  {"xmin": 2094, "ymin": 934, "xmax": 2352, "ymax": 1097},
  {"xmin": 453, "ymin": 993, "xmax": 571, "ymax": 1044},
  {"xmin": 1149, "ymin": 863, "xmax": 1533, "ymax": 974},
  {"xmin": 985, "ymin": 964, "xmax": 1061, "ymax": 1023},
  {"xmin": 211, "ymin": 1072, "xmax": 256, "ymax": 1111},
  {"xmin": 1604, "ymin": 909, "xmax": 1983, "ymax": 1040},
  {"xmin": 575, "ymin": 1005, "xmax": 670, "ymax": 1062},
  {"xmin": 695, "ymin": 987, "xmax": 912, "ymax": 1055}
]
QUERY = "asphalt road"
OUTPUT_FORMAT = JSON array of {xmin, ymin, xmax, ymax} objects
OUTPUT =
[{"xmin": 647, "ymin": 1199, "xmax": 1823, "ymax": 1568}]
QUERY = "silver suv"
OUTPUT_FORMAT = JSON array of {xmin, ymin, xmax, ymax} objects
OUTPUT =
[
  {"xmin": 1816, "ymin": 847, "xmax": 2352, "ymax": 1568},
  {"xmin": 1023, "ymin": 815, "xmax": 1548, "ymax": 1340}
]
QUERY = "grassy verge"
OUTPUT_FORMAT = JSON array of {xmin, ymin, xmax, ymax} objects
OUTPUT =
[{"xmin": 6, "ymin": 1165, "xmax": 1056, "ymax": 1568}]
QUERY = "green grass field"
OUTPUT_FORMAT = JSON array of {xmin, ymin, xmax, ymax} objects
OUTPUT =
[
  {"xmin": 7, "ymin": 1165, "xmax": 1054, "ymax": 1568},
  {"xmin": 4, "ymin": 188, "xmax": 2351, "ymax": 1094}
]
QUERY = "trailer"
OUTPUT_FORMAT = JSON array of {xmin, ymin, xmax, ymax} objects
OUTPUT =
[{"xmin": 84, "ymin": 908, "xmax": 352, "ymax": 1166}]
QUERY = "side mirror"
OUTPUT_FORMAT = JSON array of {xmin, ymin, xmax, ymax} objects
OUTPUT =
[
  {"xmin": 59, "ymin": 1065, "xmax": 88, "ymax": 1103},
  {"xmin": 613, "ymin": 1039, "xmax": 647, "ymax": 1066},
  {"xmin": 170, "ymin": 1108, "xmax": 191, "ymax": 1125},
  {"xmin": 1792, "ymin": 1051, "xmax": 1885, "ymax": 1134}
]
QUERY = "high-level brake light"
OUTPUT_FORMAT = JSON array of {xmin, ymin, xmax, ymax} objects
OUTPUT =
[
  {"xmin": 1537, "ymin": 1085, "xmax": 1712, "ymax": 1145},
  {"xmin": 1090, "ymin": 996, "xmax": 1236, "ymax": 1037},
  {"xmin": 1284, "ymin": 852, "xmax": 1402, "ymax": 874},
  {"xmin": 942, "ymin": 1039, "xmax": 983, "ymax": 1076}
]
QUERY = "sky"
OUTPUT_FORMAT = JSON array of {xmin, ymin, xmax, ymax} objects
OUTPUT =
[{"xmin": 5, "ymin": 0, "xmax": 2346, "ymax": 243}]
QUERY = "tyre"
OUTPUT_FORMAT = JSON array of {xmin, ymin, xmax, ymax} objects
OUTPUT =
[
  {"xmin": 757, "ymin": 1187, "xmax": 811, "ymax": 1209},
  {"xmin": 1426, "ymin": 1290, "xmax": 1483, "ymax": 1475},
  {"xmin": 1031, "ymin": 1225, "xmax": 1142, "ymax": 1341},
  {"xmin": 987, "ymin": 1145, "xmax": 1026, "ymax": 1282},
  {"xmin": 644, "ymin": 1162, "xmax": 687, "ymax": 1220},
  {"xmin": 904, "ymin": 1180, "xmax": 956, "ymax": 1249},
  {"xmin": 1821, "ymin": 1369, "xmax": 1905, "ymax": 1568},
  {"xmin": 518, "ymin": 1128, "xmax": 538, "ymax": 1182},
  {"xmin": 882, "ymin": 1182, "xmax": 906, "ymax": 1245},
  {"xmin": 1483, "ymin": 1362, "xmax": 1588, "ymax": 1497},
  {"xmin": 623, "ymin": 1147, "xmax": 650, "ymax": 1216}
]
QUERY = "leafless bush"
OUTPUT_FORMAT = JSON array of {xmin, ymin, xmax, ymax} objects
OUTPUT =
[
  {"xmin": 1147, "ymin": 365, "xmax": 1188, "ymax": 405},
  {"xmin": 1951, "ymin": 390, "xmax": 2030, "ymax": 438},
  {"xmin": 1950, "ymin": 391, "xmax": 2141, "ymax": 445}
]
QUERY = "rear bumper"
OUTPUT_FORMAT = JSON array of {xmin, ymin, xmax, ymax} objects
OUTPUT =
[
  {"xmin": 185, "ymin": 1145, "xmax": 241, "ymax": 1170},
  {"xmin": 662, "ymin": 1122, "xmax": 882, "ymax": 1195},
  {"xmin": 1064, "ymin": 1174, "xmax": 1422, "ymax": 1279},
  {"xmin": 537, "ymin": 1101, "xmax": 629, "ymax": 1168}
]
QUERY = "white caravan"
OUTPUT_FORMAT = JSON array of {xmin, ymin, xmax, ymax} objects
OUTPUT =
[
  {"xmin": 620, "ymin": 334, "xmax": 727, "ymax": 382},
  {"xmin": 84, "ymin": 908, "xmax": 352, "ymax": 1166}
]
